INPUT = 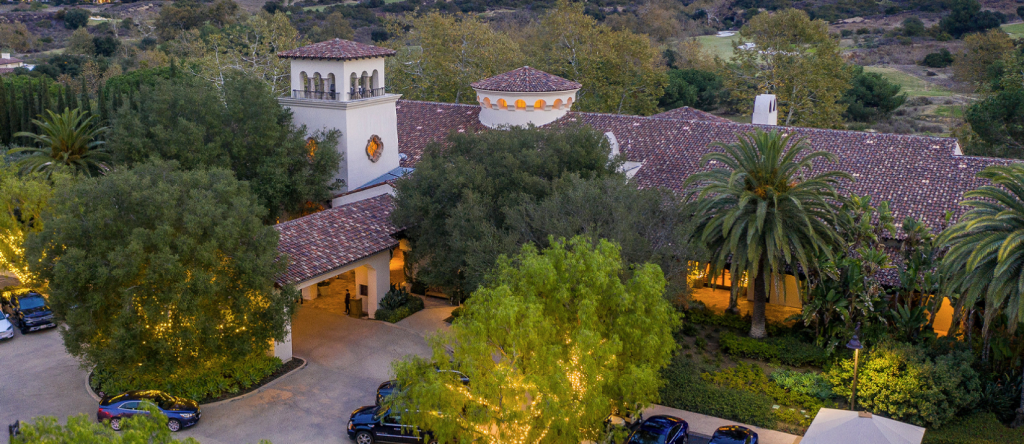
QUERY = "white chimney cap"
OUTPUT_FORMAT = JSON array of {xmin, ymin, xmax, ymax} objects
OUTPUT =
[
  {"xmin": 752, "ymin": 94, "xmax": 778, "ymax": 126},
  {"xmin": 1, "ymin": 53, "xmax": 10, "ymax": 59}
]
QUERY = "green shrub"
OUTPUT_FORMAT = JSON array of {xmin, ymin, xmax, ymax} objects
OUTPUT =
[
  {"xmin": 922, "ymin": 49, "xmax": 954, "ymax": 68},
  {"xmin": 659, "ymin": 357, "xmax": 777, "ymax": 428},
  {"xmin": 923, "ymin": 412, "xmax": 1024, "ymax": 444},
  {"xmin": 826, "ymin": 341, "xmax": 981, "ymax": 429},
  {"xmin": 695, "ymin": 337, "xmax": 707, "ymax": 350},
  {"xmin": 92, "ymin": 354, "xmax": 281, "ymax": 402},
  {"xmin": 702, "ymin": 363, "xmax": 830, "ymax": 427},
  {"xmin": 718, "ymin": 332, "xmax": 830, "ymax": 367},
  {"xmin": 771, "ymin": 369, "xmax": 833, "ymax": 400},
  {"xmin": 375, "ymin": 289, "xmax": 425, "ymax": 323},
  {"xmin": 680, "ymin": 322, "xmax": 699, "ymax": 337}
]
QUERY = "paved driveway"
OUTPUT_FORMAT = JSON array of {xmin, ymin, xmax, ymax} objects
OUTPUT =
[{"xmin": 0, "ymin": 306, "xmax": 436, "ymax": 444}]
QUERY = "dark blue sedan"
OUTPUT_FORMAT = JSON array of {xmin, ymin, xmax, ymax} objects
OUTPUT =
[
  {"xmin": 709, "ymin": 425, "xmax": 758, "ymax": 444},
  {"xmin": 625, "ymin": 415, "xmax": 689, "ymax": 444},
  {"xmin": 97, "ymin": 390, "xmax": 201, "ymax": 432}
]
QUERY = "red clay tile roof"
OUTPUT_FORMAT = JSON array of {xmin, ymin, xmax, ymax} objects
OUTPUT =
[
  {"xmin": 396, "ymin": 100, "xmax": 1017, "ymax": 240},
  {"xmin": 277, "ymin": 39, "xmax": 396, "ymax": 61},
  {"xmin": 0, "ymin": 58, "xmax": 22, "ymax": 65},
  {"xmin": 275, "ymin": 194, "xmax": 399, "ymax": 285},
  {"xmin": 651, "ymin": 106, "xmax": 734, "ymax": 124},
  {"xmin": 396, "ymin": 100, "xmax": 485, "ymax": 167},
  {"xmin": 470, "ymin": 66, "xmax": 582, "ymax": 93}
]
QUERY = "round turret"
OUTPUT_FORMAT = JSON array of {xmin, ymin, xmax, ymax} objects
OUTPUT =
[{"xmin": 470, "ymin": 67, "xmax": 581, "ymax": 129}]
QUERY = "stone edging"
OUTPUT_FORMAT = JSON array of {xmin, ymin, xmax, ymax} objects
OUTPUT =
[{"xmin": 84, "ymin": 357, "xmax": 308, "ymax": 408}]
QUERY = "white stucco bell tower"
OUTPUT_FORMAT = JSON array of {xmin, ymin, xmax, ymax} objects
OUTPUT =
[{"xmin": 277, "ymin": 39, "xmax": 402, "ymax": 197}]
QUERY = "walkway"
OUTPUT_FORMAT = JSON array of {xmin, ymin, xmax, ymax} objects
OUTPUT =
[
  {"xmin": 691, "ymin": 287, "xmax": 802, "ymax": 325},
  {"xmin": 395, "ymin": 295, "xmax": 456, "ymax": 337}
]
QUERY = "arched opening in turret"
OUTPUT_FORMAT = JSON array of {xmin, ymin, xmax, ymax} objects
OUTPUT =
[
  {"xmin": 534, "ymin": 99, "xmax": 546, "ymax": 110},
  {"xmin": 553, "ymin": 99, "xmax": 563, "ymax": 110},
  {"xmin": 327, "ymin": 74, "xmax": 336, "ymax": 98},
  {"xmin": 313, "ymin": 73, "xmax": 323, "ymax": 95},
  {"xmin": 300, "ymin": 71, "xmax": 310, "ymax": 95},
  {"xmin": 515, "ymin": 99, "xmax": 526, "ymax": 110},
  {"xmin": 372, "ymin": 69, "xmax": 380, "ymax": 89},
  {"xmin": 350, "ymin": 73, "xmax": 359, "ymax": 98},
  {"xmin": 483, "ymin": 97, "xmax": 492, "ymax": 108},
  {"xmin": 497, "ymin": 98, "xmax": 508, "ymax": 109},
  {"xmin": 566, "ymin": 97, "xmax": 573, "ymax": 108}
]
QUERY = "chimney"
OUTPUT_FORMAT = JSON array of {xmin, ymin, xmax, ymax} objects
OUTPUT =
[
  {"xmin": 1, "ymin": 53, "xmax": 10, "ymax": 60},
  {"xmin": 752, "ymin": 94, "xmax": 778, "ymax": 125}
]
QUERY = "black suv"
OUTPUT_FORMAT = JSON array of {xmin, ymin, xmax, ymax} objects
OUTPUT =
[
  {"xmin": 347, "ymin": 406, "xmax": 436, "ymax": 444},
  {"xmin": 2, "ymin": 291, "xmax": 56, "ymax": 334},
  {"xmin": 376, "ymin": 370, "xmax": 469, "ymax": 405}
]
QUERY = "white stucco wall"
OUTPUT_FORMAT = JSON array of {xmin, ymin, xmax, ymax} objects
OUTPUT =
[
  {"xmin": 474, "ymin": 88, "xmax": 579, "ymax": 128},
  {"xmin": 279, "ymin": 95, "xmax": 401, "ymax": 192}
]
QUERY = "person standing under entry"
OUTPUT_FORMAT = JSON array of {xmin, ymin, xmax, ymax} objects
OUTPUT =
[{"xmin": 345, "ymin": 290, "xmax": 352, "ymax": 315}]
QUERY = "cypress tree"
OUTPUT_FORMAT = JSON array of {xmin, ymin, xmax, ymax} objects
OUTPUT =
[
  {"xmin": 8, "ymin": 87, "xmax": 19, "ymax": 140},
  {"xmin": 64, "ymin": 83, "xmax": 74, "ymax": 113},
  {"xmin": 79, "ymin": 77, "xmax": 89, "ymax": 116},
  {"xmin": 21, "ymin": 88, "xmax": 30, "ymax": 133},
  {"xmin": 0, "ymin": 80, "xmax": 8, "ymax": 144}
]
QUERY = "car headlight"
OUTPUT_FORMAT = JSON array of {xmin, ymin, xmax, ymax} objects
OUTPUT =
[
  {"xmin": 179, "ymin": 413, "xmax": 195, "ymax": 418},
  {"xmin": 348, "ymin": 420, "xmax": 354, "ymax": 430}
]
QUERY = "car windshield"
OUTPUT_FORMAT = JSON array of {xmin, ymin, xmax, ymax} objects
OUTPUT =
[
  {"xmin": 630, "ymin": 426, "xmax": 670, "ymax": 444},
  {"xmin": 711, "ymin": 430, "xmax": 751, "ymax": 444},
  {"xmin": 18, "ymin": 297, "xmax": 46, "ymax": 310}
]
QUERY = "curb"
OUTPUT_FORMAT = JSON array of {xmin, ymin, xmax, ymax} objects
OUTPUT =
[{"xmin": 84, "ymin": 357, "xmax": 308, "ymax": 408}]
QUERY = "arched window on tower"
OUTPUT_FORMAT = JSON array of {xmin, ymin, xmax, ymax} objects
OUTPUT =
[
  {"xmin": 483, "ymin": 97, "xmax": 492, "ymax": 109},
  {"xmin": 515, "ymin": 99, "xmax": 526, "ymax": 110},
  {"xmin": 534, "ymin": 99, "xmax": 546, "ymax": 110},
  {"xmin": 566, "ymin": 97, "xmax": 574, "ymax": 109},
  {"xmin": 371, "ymin": 69, "xmax": 380, "ymax": 90},
  {"xmin": 497, "ymin": 98, "xmax": 508, "ymax": 109},
  {"xmin": 327, "ymin": 74, "xmax": 336, "ymax": 99},
  {"xmin": 553, "ymin": 99, "xmax": 563, "ymax": 110},
  {"xmin": 299, "ymin": 72, "xmax": 309, "ymax": 98},
  {"xmin": 313, "ymin": 73, "xmax": 323, "ymax": 98},
  {"xmin": 350, "ymin": 73, "xmax": 359, "ymax": 99}
]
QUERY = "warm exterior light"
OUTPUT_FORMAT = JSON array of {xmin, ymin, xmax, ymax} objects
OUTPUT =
[{"xmin": 847, "ymin": 323, "xmax": 863, "ymax": 411}]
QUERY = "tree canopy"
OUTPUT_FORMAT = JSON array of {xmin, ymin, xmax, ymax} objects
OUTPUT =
[
  {"xmin": 659, "ymin": 68, "xmax": 725, "ymax": 112},
  {"xmin": 384, "ymin": 0, "xmax": 667, "ymax": 115},
  {"xmin": 841, "ymin": 65, "xmax": 907, "ymax": 122},
  {"xmin": 388, "ymin": 237, "xmax": 680, "ymax": 444},
  {"xmin": 0, "ymin": 160, "xmax": 54, "ymax": 285},
  {"xmin": 107, "ymin": 73, "xmax": 341, "ymax": 223},
  {"xmin": 25, "ymin": 161, "xmax": 295, "ymax": 398},
  {"xmin": 721, "ymin": 9, "xmax": 852, "ymax": 128},
  {"xmin": 391, "ymin": 124, "xmax": 619, "ymax": 299}
]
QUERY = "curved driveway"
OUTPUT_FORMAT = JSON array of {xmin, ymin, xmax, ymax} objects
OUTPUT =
[{"xmin": 0, "ymin": 305, "xmax": 440, "ymax": 444}]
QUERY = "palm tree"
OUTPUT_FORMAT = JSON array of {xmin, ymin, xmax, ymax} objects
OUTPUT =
[
  {"xmin": 937, "ymin": 164, "xmax": 1024, "ymax": 427},
  {"xmin": 685, "ymin": 129, "xmax": 850, "ymax": 338},
  {"xmin": 6, "ymin": 108, "xmax": 110, "ymax": 177}
]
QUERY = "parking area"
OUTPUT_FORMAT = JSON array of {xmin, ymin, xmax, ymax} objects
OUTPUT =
[{"xmin": 0, "ymin": 305, "xmax": 436, "ymax": 444}]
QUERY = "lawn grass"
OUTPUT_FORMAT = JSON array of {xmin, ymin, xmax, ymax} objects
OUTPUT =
[
  {"xmin": 1002, "ymin": 22, "xmax": 1024, "ymax": 39},
  {"xmin": 933, "ymin": 105, "xmax": 966, "ymax": 119},
  {"xmin": 696, "ymin": 34, "xmax": 741, "ymax": 60},
  {"xmin": 863, "ymin": 66, "xmax": 953, "ymax": 97},
  {"xmin": 303, "ymin": 1, "xmax": 358, "ymax": 10}
]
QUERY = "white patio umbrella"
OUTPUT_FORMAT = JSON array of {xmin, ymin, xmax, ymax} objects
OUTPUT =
[{"xmin": 801, "ymin": 408, "xmax": 926, "ymax": 444}]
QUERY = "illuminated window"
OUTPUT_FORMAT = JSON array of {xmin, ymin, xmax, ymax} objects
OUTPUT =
[
  {"xmin": 515, "ymin": 99, "xmax": 526, "ymax": 110},
  {"xmin": 566, "ymin": 97, "xmax": 573, "ymax": 108},
  {"xmin": 553, "ymin": 99, "xmax": 563, "ymax": 110},
  {"xmin": 534, "ymin": 99, "xmax": 546, "ymax": 110},
  {"xmin": 497, "ymin": 98, "xmax": 507, "ymax": 109},
  {"xmin": 483, "ymin": 97, "xmax": 491, "ymax": 108}
]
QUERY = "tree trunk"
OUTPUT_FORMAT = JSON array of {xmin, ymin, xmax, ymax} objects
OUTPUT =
[
  {"xmin": 727, "ymin": 281, "xmax": 740, "ymax": 315},
  {"xmin": 1012, "ymin": 372, "xmax": 1024, "ymax": 428},
  {"xmin": 749, "ymin": 267, "xmax": 768, "ymax": 338},
  {"xmin": 981, "ymin": 320, "xmax": 992, "ymax": 362}
]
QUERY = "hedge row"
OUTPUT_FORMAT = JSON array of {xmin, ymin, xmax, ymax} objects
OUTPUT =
[
  {"xmin": 718, "ymin": 332, "xmax": 831, "ymax": 367},
  {"xmin": 659, "ymin": 356, "xmax": 777, "ymax": 428}
]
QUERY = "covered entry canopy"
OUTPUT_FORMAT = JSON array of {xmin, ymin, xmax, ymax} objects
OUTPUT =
[{"xmin": 802, "ymin": 409, "xmax": 925, "ymax": 444}]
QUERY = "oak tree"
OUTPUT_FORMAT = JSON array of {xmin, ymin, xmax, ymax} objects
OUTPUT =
[{"xmin": 388, "ymin": 237, "xmax": 680, "ymax": 444}]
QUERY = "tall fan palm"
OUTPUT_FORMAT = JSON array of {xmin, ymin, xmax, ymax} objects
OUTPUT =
[
  {"xmin": 938, "ymin": 164, "xmax": 1024, "ymax": 427},
  {"xmin": 685, "ymin": 129, "xmax": 850, "ymax": 338},
  {"xmin": 7, "ymin": 108, "xmax": 110, "ymax": 177}
]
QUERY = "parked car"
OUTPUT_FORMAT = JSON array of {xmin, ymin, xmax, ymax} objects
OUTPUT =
[
  {"xmin": 0, "ymin": 312, "xmax": 14, "ymax": 340},
  {"xmin": 708, "ymin": 425, "xmax": 758, "ymax": 444},
  {"xmin": 376, "ymin": 369, "xmax": 470, "ymax": 405},
  {"xmin": 97, "ymin": 390, "xmax": 201, "ymax": 432},
  {"xmin": 347, "ymin": 405, "xmax": 436, "ymax": 444},
  {"xmin": 1, "ymin": 291, "xmax": 55, "ymax": 334},
  {"xmin": 624, "ymin": 415, "xmax": 689, "ymax": 444}
]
